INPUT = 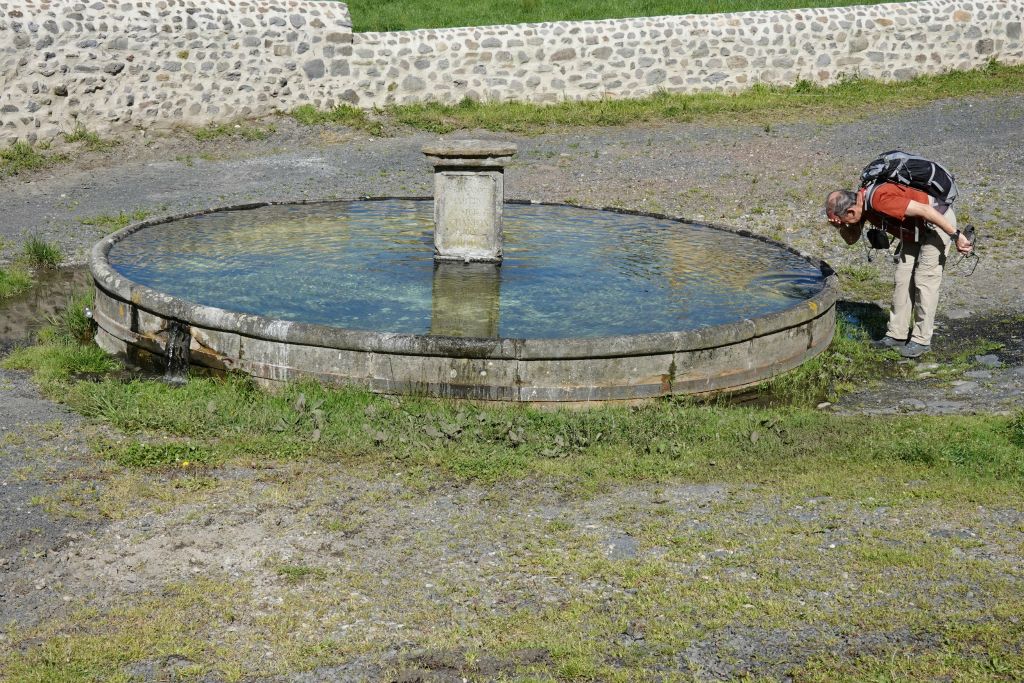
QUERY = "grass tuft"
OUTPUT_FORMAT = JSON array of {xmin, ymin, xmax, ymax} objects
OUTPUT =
[
  {"xmin": 40, "ymin": 290, "xmax": 96, "ymax": 345},
  {"xmin": 63, "ymin": 126, "xmax": 120, "ymax": 152},
  {"xmin": 97, "ymin": 440, "xmax": 217, "ymax": 468},
  {"xmin": 290, "ymin": 104, "xmax": 385, "ymax": 135},
  {"xmin": 764, "ymin": 318, "xmax": 884, "ymax": 403},
  {"xmin": 2, "ymin": 342, "xmax": 120, "ymax": 388},
  {"xmin": 0, "ymin": 265, "xmax": 34, "ymax": 300},
  {"xmin": 193, "ymin": 122, "xmax": 275, "ymax": 142},
  {"xmin": 21, "ymin": 235, "xmax": 63, "ymax": 269},
  {"xmin": 79, "ymin": 209, "xmax": 152, "ymax": 234},
  {"xmin": 837, "ymin": 264, "xmax": 890, "ymax": 303},
  {"xmin": 0, "ymin": 141, "xmax": 51, "ymax": 176}
]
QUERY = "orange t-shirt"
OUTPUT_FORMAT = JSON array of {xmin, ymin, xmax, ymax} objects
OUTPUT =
[{"xmin": 861, "ymin": 183, "xmax": 931, "ymax": 241}]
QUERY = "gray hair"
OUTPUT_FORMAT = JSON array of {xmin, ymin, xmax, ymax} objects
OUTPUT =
[{"xmin": 825, "ymin": 190, "xmax": 857, "ymax": 218}]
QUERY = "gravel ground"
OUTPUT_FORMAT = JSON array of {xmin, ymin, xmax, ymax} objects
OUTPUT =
[{"xmin": 1, "ymin": 96, "xmax": 1023, "ymax": 680}]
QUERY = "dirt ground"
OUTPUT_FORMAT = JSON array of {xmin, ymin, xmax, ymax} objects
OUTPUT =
[{"xmin": 1, "ymin": 96, "xmax": 1022, "ymax": 681}]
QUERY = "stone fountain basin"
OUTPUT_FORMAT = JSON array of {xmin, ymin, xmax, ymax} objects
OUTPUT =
[{"xmin": 89, "ymin": 201, "xmax": 838, "ymax": 403}]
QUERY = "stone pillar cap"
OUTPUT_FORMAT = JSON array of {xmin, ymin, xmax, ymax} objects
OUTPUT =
[
  {"xmin": 422, "ymin": 139, "xmax": 518, "ymax": 158},
  {"xmin": 423, "ymin": 140, "xmax": 518, "ymax": 167}
]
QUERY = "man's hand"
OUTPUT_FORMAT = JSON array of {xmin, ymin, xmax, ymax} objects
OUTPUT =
[{"xmin": 953, "ymin": 231, "xmax": 974, "ymax": 254}]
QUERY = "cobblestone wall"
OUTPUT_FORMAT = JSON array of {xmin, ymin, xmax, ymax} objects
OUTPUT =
[
  {"xmin": 1, "ymin": 0, "xmax": 1022, "ymax": 143},
  {"xmin": 0, "ymin": 0, "xmax": 352, "ymax": 142}
]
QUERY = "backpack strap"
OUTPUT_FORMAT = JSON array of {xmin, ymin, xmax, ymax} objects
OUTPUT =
[{"xmin": 863, "ymin": 182, "xmax": 880, "ymax": 212}]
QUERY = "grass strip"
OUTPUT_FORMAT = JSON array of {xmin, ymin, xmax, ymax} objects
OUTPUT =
[
  {"xmin": 79, "ymin": 209, "xmax": 152, "ymax": 234},
  {"xmin": 346, "ymin": 0, "xmax": 897, "ymax": 32},
  {"xmin": 290, "ymin": 104, "xmax": 384, "ymax": 135},
  {"xmin": 192, "ymin": 122, "xmax": 276, "ymax": 142},
  {"xmin": 386, "ymin": 61, "xmax": 1024, "ymax": 134},
  {"xmin": 4, "ymin": 339, "xmax": 1022, "ymax": 505}
]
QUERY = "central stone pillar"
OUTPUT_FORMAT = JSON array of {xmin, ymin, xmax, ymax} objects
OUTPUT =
[{"xmin": 422, "ymin": 140, "xmax": 517, "ymax": 263}]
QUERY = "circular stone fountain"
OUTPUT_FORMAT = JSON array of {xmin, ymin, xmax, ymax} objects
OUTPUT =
[{"xmin": 90, "ymin": 142, "xmax": 837, "ymax": 402}]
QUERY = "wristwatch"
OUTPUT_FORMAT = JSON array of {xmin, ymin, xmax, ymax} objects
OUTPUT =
[{"xmin": 951, "ymin": 229, "xmax": 961, "ymax": 242}]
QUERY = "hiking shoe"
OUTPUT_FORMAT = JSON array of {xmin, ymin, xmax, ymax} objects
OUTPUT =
[
  {"xmin": 872, "ymin": 336, "xmax": 906, "ymax": 350},
  {"xmin": 900, "ymin": 341, "xmax": 931, "ymax": 358}
]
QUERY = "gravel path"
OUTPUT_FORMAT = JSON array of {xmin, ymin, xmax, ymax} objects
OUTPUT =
[{"xmin": 1, "ymin": 96, "xmax": 1022, "ymax": 680}]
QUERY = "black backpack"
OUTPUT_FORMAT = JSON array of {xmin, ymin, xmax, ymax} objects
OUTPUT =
[{"xmin": 860, "ymin": 150, "xmax": 959, "ymax": 205}]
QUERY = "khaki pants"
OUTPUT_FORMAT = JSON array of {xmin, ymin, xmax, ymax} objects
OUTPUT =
[{"xmin": 885, "ymin": 208, "xmax": 955, "ymax": 346}]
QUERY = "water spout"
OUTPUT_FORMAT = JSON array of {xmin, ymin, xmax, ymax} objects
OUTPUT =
[{"xmin": 163, "ymin": 320, "xmax": 191, "ymax": 385}]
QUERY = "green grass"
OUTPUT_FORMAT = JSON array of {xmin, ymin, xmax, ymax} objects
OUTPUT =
[
  {"xmin": 0, "ymin": 236, "xmax": 62, "ymax": 301},
  {"xmin": 764, "ymin": 318, "xmax": 888, "ymax": 403},
  {"xmin": 79, "ymin": 209, "xmax": 152, "ymax": 234},
  {"xmin": 3, "ymin": 321, "xmax": 1023, "ymax": 681},
  {"xmin": 40, "ymin": 289, "xmax": 96, "ymax": 345},
  {"xmin": 289, "ymin": 104, "xmax": 384, "ymax": 135},
  {"xmin": 0, "ymin": 264, "xmax": 33, "ymax": 300},
  {"xmin": 193, "ymin": 122, "xmax": 275, "ymax": 142},
  {"xmin": 386, "ymin": 62, "xmax": 1024, "ymax": 134},
  {"xmin": 0, "ymin": 140, "xmax": 51, "ymax": 176},
  {"xmin": 6, "ymin": 333, "xmax": 1022, "ymax": 503},
  {"xmin": 837, "ymin": 263, "xmax": 890, "ymax": 303},
  {"xmin": 346, "ymin": 0, "xmax": 895, "ymax": 32},
  {"xmin": 63, "ymin": 126, "xmax": 120, "ymax": 152},
  {"xmin": 21, "ymin": 235, "xmax": 63, "ymax": 269}
]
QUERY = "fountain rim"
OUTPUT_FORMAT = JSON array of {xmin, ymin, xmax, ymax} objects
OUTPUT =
[{"xmin": 89, "ymin": 197, "xmax": 839, "ymax": 361}]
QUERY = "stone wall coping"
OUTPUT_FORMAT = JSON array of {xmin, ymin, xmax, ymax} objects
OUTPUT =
[{"xmin": 89, "ymin": 198, "xmax": 839, "ymax": 361}]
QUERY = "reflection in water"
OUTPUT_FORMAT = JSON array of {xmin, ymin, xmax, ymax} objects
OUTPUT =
[
  {"xmin": 430, "ymin": 262, "xmax": 501, "ymax": 337},
  {"xmin": 0, "ymin": 267, "xmax": 92, "ymax": 351},
  {"xmin": 108, "ymin": 200, "xmax": 825, "ymax": 339}
]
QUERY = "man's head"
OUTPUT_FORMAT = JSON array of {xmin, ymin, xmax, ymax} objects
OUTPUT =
[{"xmin": 825, "ymin": 189, "xmax": 862, "ymax": 226}]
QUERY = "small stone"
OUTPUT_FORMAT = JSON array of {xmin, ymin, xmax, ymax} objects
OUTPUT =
[
  {"xmin": 963, "ymin": 370, "xmax": 992, "ymax": 380},
  {"xmin": 945, "ymin": 308, "xmax": 972, "ymax": 320},
  {"xmin": 302, "ymin": 59, "xmax": 325, "ymax": 79},
  {"xmin": 816, "ymin": 402, "xmax": 832, "ymax": 410},
  {"xmin": 952, "ymin": 381, "xmax": 979, "ymax": 395},
  {"xmin": 899, "ymin": 398, "xmax": 926, "ymax": 411},
  {"xmin": 975, "ymin": 354, "xmax": 1002, "ymax": 368}
]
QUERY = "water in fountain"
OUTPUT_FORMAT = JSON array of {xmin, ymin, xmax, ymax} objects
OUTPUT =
[{"xmin": 107, "ymin": 200, "xmax": 825, "ymax": 339}]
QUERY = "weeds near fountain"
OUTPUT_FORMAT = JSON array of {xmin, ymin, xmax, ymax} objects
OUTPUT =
[
  {"xmin": 0, "ymin": 236, "xmax": 62, "ymax": 300},
  {"xmin": 837, "ymin": 264, "xmax": 889, "ymax": 302},
  {"xmin": 21, "ymin": 234, "xmax": 62, "ymax": 269},
  {"xmin": 79, "ymin": 209, "xmax": 151, "ymax": 233},
  {"xmin": 0, "ymin": 264, "xmax": 33, "ymax": 300}
]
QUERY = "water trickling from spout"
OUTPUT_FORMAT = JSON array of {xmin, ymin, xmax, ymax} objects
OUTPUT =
[{"xmin": 163, "ymin": 320, "xmax": 191, "ymax": 385}]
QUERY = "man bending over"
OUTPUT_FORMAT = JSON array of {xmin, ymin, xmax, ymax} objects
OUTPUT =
[{"xmin": 825, "ymin": 182, "xmax": 972, "ymax": 358}]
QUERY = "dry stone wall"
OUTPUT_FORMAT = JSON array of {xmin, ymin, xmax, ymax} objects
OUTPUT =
[{"xmin": 1, "ymin": 0, "xmax": 1022, "ymax": 143}]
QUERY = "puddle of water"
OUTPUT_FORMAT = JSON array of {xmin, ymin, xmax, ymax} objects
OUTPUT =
[{"xmin": 0, "ymin": 266, "xmax": 91, "ymax": 353}]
